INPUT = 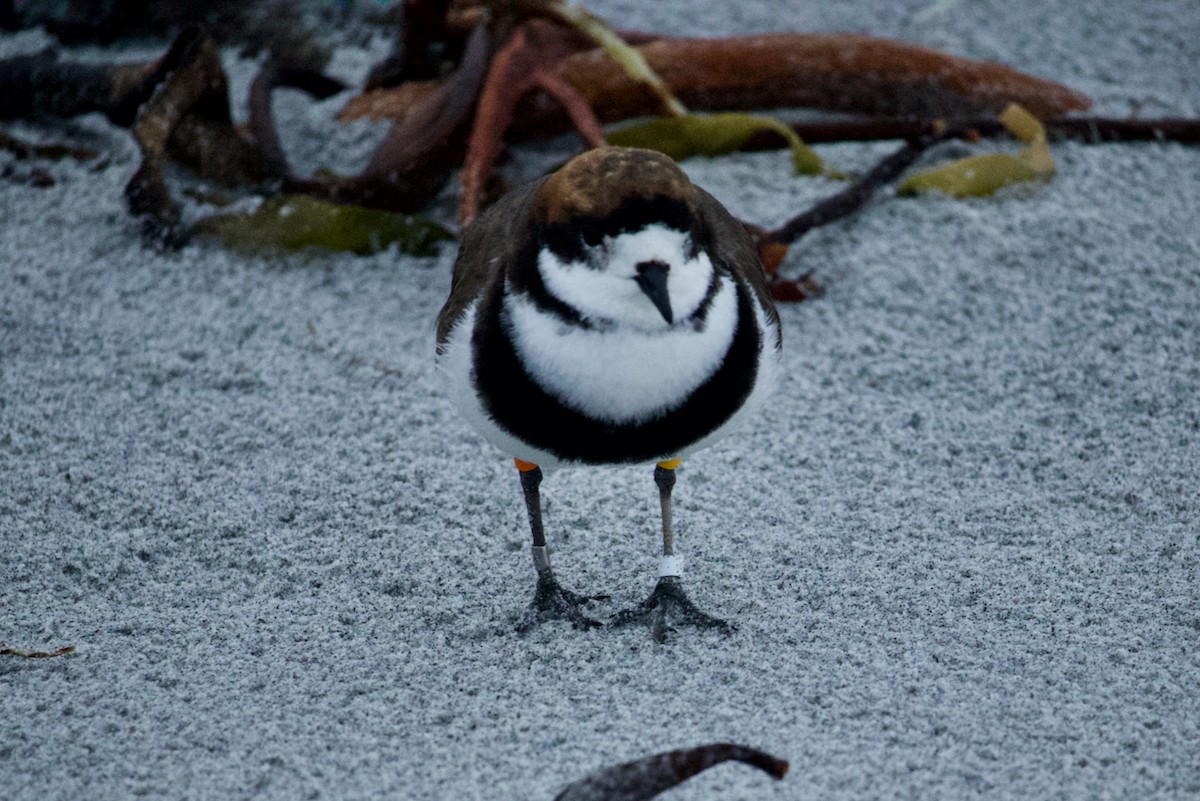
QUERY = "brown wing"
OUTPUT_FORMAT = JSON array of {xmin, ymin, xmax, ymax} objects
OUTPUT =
[
  {"xmin": 693, "ymin": 187, "xmax": 782, "ymax": 348},
  {"xmin": 435, "ymin": 177, "xmax": 547, "ymax": 349}
]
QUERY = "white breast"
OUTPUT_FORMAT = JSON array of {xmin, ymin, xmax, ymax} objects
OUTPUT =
[{"xmin": 505, "ymin": 276, "xmax": 739, "ymax": 425}]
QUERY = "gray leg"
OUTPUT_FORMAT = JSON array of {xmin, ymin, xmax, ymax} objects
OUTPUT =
[
  {"xmin": 657, "ymin": 465, "xmax": 677, "ymax": 559},
  {"xmin": 612, "ymin": 463, "xmax": 734, "ymax": 642},
  {"xmin": 515, "ymin": 465, "xmax": 605, "ymax": 632}
]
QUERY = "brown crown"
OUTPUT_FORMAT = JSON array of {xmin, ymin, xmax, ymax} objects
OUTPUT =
[{"xmin": 533, "ymin": 147, "xmax": 694, "ymax": 225}]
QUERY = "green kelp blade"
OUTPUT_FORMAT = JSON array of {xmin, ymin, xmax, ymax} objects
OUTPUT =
[
  {"xmin": 898, "ymin": 102, "xmax": 1055, "ymax": 197},
  {"xmin": 999, "ymin": 102, "xmax": 1055, "ymax": 174},
  {"xmin": 609, "ymin": 112, "xmax": 825, "ymax": 175},
  {"xmin": 193, "ymin": 195, "xmax": 455, "ymax": 257},
  {"xmin": 897, "ymin": 152, "xmax": 1041, "ymax": 197}
]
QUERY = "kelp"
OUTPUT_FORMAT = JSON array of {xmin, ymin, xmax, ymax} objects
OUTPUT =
[
  {"xmin": 899, "ymin": 103, "xmax": 1054, "ymax": 197},
  {"xmin": 192, "ymin": 195, "xmax": 454, "ymax": 257},
  {"xmin": 1, "ymin": 645, "xmax": 76, "ymax": 658},
  {"xmin": 555, "ymin": 743, "xmax": 788, "ymax": 801},
  {"xmin": 542, "ymin": 2, "xmax": 687, "ymax": 117},
  {"xmin": 609, "ymin": 112, "xmax": 825, "ymax": 174}
]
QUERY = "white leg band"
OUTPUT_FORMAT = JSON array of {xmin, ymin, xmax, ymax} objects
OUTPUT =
[
  {"xmin": 531, "ymin": 545, "xmax": 552, "ymax": 571},
  {"xmin": 658, "ymin": 554, "xmax": 684, "ymax": 578}
]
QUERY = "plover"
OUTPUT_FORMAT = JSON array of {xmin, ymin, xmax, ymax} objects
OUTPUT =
[{"xmin": 436, "ymin": 147, "xmax": 781, "ymax": 640}]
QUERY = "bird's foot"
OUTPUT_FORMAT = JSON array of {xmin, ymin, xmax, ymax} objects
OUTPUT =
[
  {"xmin": 516, "ymin": 569, "xmax": 608, "ymax": 632},
  {"xmin": 610, "ymin": 576, "xmax": 734, "ymax": 643}
]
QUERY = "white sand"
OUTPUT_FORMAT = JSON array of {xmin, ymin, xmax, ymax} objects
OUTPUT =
[{"xmin": 2, "ymin": 1, "xmax": 1198, "ymax": 799}]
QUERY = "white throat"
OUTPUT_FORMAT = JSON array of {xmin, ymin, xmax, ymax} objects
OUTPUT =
[{"xmin": 504, "ymin": 276, "xmax": 739, "ymax": 425}]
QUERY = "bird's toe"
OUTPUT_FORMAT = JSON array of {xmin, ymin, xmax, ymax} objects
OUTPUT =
[
  {"xmin": 610, "ymin": 576, "xmax": 734, "ymax": 642},
  {"xmin": 516, "ymin": 571, "xmax": 607, "ymax": 632}
]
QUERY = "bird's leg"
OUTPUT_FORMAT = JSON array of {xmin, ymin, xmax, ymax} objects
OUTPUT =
[
  {"xmin": 611, "ymin": 459, "xmax": 734, "ymax": 642},
  {"xmin": 514, "ymin": 460, "xmax": 605, "ymax": 632}
]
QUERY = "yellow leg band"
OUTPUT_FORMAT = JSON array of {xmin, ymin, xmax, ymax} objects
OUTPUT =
[
  {"xmin": 656, "ymin": 457, "xmax": 682, "ymax": 470},
  {"xmin": 514, "ymin": 458, "xmax": 539, "ymax": 473}
]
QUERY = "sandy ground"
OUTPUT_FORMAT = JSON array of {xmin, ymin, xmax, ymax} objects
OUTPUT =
[{"xmin": 2, "ymin": 1, "xmax": 1199, "ymax": 799}]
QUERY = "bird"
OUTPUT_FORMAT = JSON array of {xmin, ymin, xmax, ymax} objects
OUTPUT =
[{"xmin": 436, "ymin": 146, "xmax": 781, "ymax": 641}]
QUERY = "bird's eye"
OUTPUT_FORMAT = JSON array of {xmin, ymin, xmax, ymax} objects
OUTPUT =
[{"xmin": 579, "ymin": 224, "xmax": 605, "ymax": 249}]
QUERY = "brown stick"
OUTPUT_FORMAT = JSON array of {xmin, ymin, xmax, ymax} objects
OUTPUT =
[
  {"xmin": 362, "ymin": 21, "xmax": 489, "ymax": 181},
  {"xmin": 762, "ymin": 130, "xmax": 959, "ymax": 248},
  {"xmin": 740, "ymin": 115, "xmax": 1200, "ymax": 147},
  {"xmin": 124, "ymin": 29, "xmax": 224, "ymax": 247},
  {"xmin": 531, "ymin": 69, "xmax": 608, "ymax": 149},
  {"xmin": 247, "ymin": 61, "xmax": 349, "ymax": 177},
  {"xmin": 515, "ymin": 32, "xmax": 1090, "ymax": 136},
  {"xmin": 555, "ymin": 743, "xmax": 788, "ymax": 801},
  {"xmin": 247, "ymin": 61, "xmax": 291, "ymax": 177},
  {"xmin": 1, "ymin": 645, "xmax": 76, "ymax": 659},
  {"xmin": 342, "ymin": 33, "xmax": 1090, "ymax": 130},
  {"xmin": 458, "ymin": 19, "xmax": 596, "ymax": 226},
  {"xmin": 753, "ymin": 123, "xmax": 981, "ymax": 302},
  {"xmin": 281, "ymin": 20, "xmax": 491, "ymax": 215}
]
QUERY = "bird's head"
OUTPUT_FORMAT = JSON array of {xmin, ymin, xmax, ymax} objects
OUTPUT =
[{"xmin": 528, "ymin": 147, "xmax": 716, "ymax": 331}]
